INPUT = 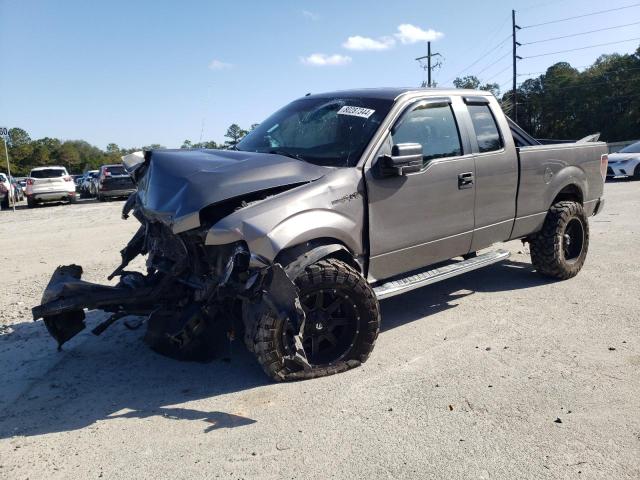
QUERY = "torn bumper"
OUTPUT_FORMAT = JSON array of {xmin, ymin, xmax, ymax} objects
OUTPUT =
[
  {"xmin": 32, "ymin": 259, "xmax": 306, "ymax": 365},
  {"xmin": 32, "ymin": 264, "xmax": 165, "ymax": 349}
]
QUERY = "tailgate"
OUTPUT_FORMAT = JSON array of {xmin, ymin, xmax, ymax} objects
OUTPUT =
[{"xmin": 102, "ymin": 175, "xmax": 134, "ymax": 190}]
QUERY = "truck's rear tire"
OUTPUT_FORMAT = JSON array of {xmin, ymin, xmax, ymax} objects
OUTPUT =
[
  {"xmin": 253, "ymin": 258, "xmax": 380, "ymax": 381},
  {"xmin": 529, "ymin": 200, "xmax": 589, "ymax": 280}
]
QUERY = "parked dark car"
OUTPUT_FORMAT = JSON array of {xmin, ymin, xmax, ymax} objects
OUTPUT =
[{"xmin": 95, "ymin": 164, "xmax": 136, "ymax": 201}]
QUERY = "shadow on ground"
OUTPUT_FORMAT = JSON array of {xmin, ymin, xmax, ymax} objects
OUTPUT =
[{"xmin": 0, "ymin": 259, "xmax": 548, "ymax": 439}]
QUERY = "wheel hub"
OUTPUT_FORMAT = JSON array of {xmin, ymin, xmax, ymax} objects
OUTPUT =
[
  {"xmin": 563, "ymin": 218, "xmax": 585, "ymax": 262},
  {"xmin": 284, "ymin": 288, "xmax": 360, "ymax": 366}
]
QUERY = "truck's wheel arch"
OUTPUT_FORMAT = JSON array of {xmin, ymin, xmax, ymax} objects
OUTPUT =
[
  {"xmin": 552, "ymin": 183, "xmax": 584, "ymax": 206},
  {"xmin": 546, "ymin": 166, "xmax": 587, "ymax": 211},
  {"xmin": 274, "ymin": 239, "xmax": 361, "ymax": 277}
]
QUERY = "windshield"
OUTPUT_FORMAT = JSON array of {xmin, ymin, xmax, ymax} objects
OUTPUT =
[
  {"xmin": 31, "ymin": 168, "xmax": 66, "ymax": 179},
  {"xmin": 620, "ymin": 142, "xmax": 640, "ymax": 154},
  {"xmin": 236, "ymin": 96, "xmax": 393, "ymax": 167}
]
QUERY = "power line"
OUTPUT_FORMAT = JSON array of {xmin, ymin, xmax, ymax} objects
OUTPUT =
[
  {"xmin": 443, "ymin": 33, "xmax": 511, "ymax": 83},
  {"xmin": 521, "ymin": 3, "xmax": 640, "ymax": 28},
  {"xmin": 482, "ymin": 64, "xmax": 512, "ymax": 83},
  {"xmin": 522, "ymin": 37, "xmax": 640, "ymax": 59},
  {"xmin": 518, "ymin": 65, "xmax": 640, "ymax": 77},
  {"xmin": 540, "ymin": 77, "xmax": 640, "ymax": 91},
  {"xmin": 522, "ymin": 21, "xmax": 640, "ymax": 45},
  {"xmin": 475, "ymin": 51, "xmax": 511, "ymax": 76}
]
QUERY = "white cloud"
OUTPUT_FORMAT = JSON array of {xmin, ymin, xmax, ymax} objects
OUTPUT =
[
  {"xmin": 302, "ymin": 10, "xmax": 320, "ymax": 21},
  {"xmin": 208, "ymin": 59, "xmax": 233, "ymax": 70},
  {"xmin": 342, "ymin": 35, "xmax": 395, "ymax": 51},
  {"xmin": 300, "ymin": 53, "xmax": 352, "ymax": 67},
  {"xmin": 394, "ymin": 24, "xmax": 444, "ymax": 44}
]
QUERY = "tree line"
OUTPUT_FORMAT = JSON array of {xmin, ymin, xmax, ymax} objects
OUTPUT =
[
  {"xmin": 453, "ymin": 45, "xmax": 640, "ymax": 142},
  {"xmin": 3, "ymin": 46, "xmax": 638, "ymax": 177},
  {"xmin": 0, "ymin": 123, "xmax": 256, "ymax": 176}
]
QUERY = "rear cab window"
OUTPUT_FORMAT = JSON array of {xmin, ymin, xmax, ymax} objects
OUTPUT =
[
  {"xmin": 30, "ymin": 168, "xmax": 67, "ymax": 179},
  {"xmin": 466, "ymin": 102, "xmax": 503, "ymax": 153}
]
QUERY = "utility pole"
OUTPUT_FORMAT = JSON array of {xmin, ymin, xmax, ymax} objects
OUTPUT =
[
  {"xmin": 416, "ymin": 42, "xmax": 442, "ymax": 87},
  {"xmin": 512, "ymin": 9, "xmax": 522, "ymax": 123}
]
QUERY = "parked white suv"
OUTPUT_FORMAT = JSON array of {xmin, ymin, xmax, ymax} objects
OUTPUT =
[
  {"xmin": 0, "ymin": 172, "xmax": 14, "ymax": 209},
  {"xmin": 26, "ymin": 166, "xmax": 77, "ymax": 208}
]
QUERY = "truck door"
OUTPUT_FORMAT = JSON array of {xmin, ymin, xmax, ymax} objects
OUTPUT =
[
  {"xmin": 364, "ymin": 97, "xmax": 476, "ymax": 282},
  {"xmin": 461, "ymin": 97, "xmax": 519, "ymax": 251}
]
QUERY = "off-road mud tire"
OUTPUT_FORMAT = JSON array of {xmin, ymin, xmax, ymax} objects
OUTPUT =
[
  {"xmin": 253, "ymin": 258, "xmax": 380, "ymax": 381},
  {"xmin": 530, "ymin": 200, "xmax": 589, "ymax": 280}
]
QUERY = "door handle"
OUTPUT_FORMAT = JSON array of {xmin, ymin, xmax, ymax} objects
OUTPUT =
[{"xmin": 458, "ymin": 172, "xmax": 474, "ymax": 189}]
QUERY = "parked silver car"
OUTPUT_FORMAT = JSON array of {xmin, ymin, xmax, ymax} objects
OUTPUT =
[{"xmin": 607, "ymin": 141, "xmax": 640, "ymax": 179}]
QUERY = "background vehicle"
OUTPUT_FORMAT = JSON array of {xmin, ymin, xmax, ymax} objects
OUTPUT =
[
  {"xmin": 95, "ymin": 164, "xmax": 136, "ymax": 201},
  {"xmin": 607, "ymin": 141, "xmax": 640, "ymax": 179},
  {"xmin": 80, "ymin": 170, "xmax": 99, "ymax": 198},
  {"xmin": 34, "ymin": 88, "xmax": 607, "ymax": 382},
  {"xmin": 11, "ymin": 178, "xmax": 24, "ymax": 202},
  {"xmin": 26, "ymin": 166, "xmax": 76, "ymax": 208},
  {"xmin": 0, "ymin": 172, "xmax": 14, "ymax": 209},
  {"xmin": 74, "ymin": 176, "xmax": 83, "ymax": 193}
]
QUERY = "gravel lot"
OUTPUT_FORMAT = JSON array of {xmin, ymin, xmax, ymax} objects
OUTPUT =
[{"xmin": 1, "ymin": 182, "xmax": 638, "ymax": 480}]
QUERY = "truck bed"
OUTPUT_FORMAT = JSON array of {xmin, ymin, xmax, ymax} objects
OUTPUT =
[{"xmin": 510, "ymin": 141, "xmax": 607, "ymax": 239}]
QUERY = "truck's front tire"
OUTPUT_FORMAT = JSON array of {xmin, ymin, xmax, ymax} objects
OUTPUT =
[
  {"xmin": 529, "ymin": 200, "xmax": 589, "ymax": 280},
  {"xmin": 253, "ymin": 258, "xmax": 380, "ymax": 381}
]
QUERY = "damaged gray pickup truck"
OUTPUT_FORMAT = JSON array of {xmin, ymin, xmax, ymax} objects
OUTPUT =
[{"xmin": 33, "ymin": 88, "xmax": 608, "ymax": 381}]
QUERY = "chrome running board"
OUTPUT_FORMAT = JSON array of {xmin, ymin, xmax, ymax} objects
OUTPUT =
[{"xmin": 373, "ymin": 249, "xmax": 511, "ymax": 300}]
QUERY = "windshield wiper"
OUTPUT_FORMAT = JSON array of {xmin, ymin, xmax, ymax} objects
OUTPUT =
[{"xmin": 267, "ymin": 149, "xmax": 303, "ymax": 161}]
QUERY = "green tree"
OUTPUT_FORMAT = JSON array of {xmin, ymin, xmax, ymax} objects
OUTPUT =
[
  {"xmin": 8, "ymin": 127, "xmax": 31, "ymax": 147},
  {"xmin": 224, "ymin": 124, "xmax": 247, "ymax": 147},
  {"xmin": 142, "ymin": 144, "xmax": 165, "ymax": 150},
  {"xmin": 58, "ymin": 142, "xmax": 81, "ymax": 172},
  {"xmin": 453, "ymin": 76, "xmax": 500, "ymax": 97}
]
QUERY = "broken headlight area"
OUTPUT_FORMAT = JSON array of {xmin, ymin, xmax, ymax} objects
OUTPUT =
[{"xmin": 32, "ymin": 218, "xmax": 307, "ymax": 367}]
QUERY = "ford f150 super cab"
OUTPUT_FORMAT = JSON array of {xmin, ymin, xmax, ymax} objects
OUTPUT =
[{"xmin": 33, "ymin": 88, "xmax": 607, "ymax": 381}]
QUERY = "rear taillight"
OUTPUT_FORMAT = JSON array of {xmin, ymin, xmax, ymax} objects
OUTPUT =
[
  {"xmin": 63, "ymin": 176, "xmax": 72, "ymax": 182},
  {"xmin": 600, "ymin": 154, "xmax": 608, "ymax": 181},
  {"xmin": 26, "ymin": 178, "xmax": 34, "ymax": 185}
]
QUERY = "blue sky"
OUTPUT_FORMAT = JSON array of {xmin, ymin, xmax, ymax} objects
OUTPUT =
[{"xmin": 1, "ymin": 0, "xmax": 638, "ymax": 149}]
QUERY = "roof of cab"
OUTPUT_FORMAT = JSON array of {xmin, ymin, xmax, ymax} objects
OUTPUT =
[{"xmin": 305, "ymin": 87, "xmax": 493, "ymax": 101}]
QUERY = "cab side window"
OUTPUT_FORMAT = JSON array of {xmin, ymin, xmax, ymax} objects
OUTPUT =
[
  {"xmin": 468, "ymin": 105, "xmax": 503, "ymax": 153},
  {"xmin": 391, "ymin": 103, "xmax": 462, "ymax": 166}
]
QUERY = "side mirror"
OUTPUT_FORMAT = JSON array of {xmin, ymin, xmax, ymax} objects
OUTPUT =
[{"xmin": 378, "ymin": 143, "xmax": 423, "ymax": 177}]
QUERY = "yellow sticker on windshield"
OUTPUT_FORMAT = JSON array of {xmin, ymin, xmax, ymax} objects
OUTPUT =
[{"xmin": 337, "ymin": 106, "xmax": 375, "ymax": 119}]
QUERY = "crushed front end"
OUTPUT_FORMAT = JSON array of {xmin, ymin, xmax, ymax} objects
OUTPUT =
[{"xmin": 32, "ymin": 150, "xmax": 310, "ymax": 368}]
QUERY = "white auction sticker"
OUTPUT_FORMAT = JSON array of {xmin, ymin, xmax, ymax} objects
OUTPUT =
[{"xmin": 337, "ymin": 106, "xmax": 375, "ymax": 119}]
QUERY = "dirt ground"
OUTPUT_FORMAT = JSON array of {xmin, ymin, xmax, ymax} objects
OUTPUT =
[{"xmin": 0, "ymin": 182, "xmax": 638, "ymax": 480}]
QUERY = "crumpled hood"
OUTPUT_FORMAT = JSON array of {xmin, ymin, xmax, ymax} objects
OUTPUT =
[{"xmin": 130, "ymin": 149, "xmax": 330, "ymax": 233}]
